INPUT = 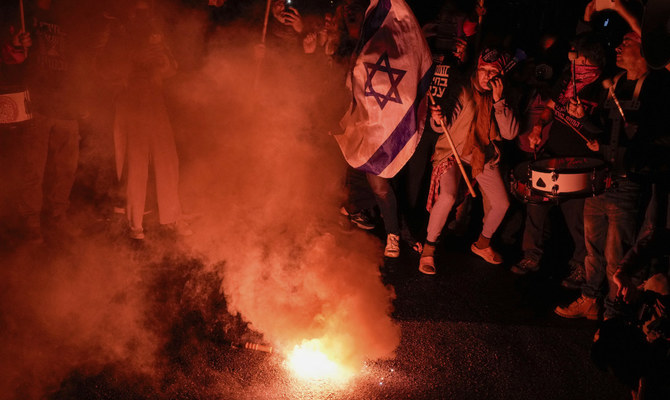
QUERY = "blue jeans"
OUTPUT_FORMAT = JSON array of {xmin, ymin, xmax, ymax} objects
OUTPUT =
[{"xmin": 582, "ymin": 180, "xmax": 642, "ymax": 316}]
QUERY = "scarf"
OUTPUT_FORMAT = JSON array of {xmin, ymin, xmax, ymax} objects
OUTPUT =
[
  {"xmin": 461, "ymin": 76, "xmax": 498, "ymax": 178},
  {"xmin": 558, "ymin": 64, "xmax": 601, "ymax": 104}
]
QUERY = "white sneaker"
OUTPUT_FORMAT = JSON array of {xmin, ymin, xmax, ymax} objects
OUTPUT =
[
  {"xmin": 129, "ymin": 227, "xmax": 145, "ymax": 240},
  {"xmin": 384, "ymin": 233, "xmax": 400, "ymax": 258}
]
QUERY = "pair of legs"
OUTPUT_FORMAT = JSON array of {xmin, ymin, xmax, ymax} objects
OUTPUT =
[
  {"xmin": 555, "ymin": 180, "xmax": 643, "ymax": 320},
  {"xmin": 17, "ymin": 113, "xmax": 79, "ymax": 238},
  {"xmin": 582, "ymin": 180, "xmax": 643, "ymax": 318},
  {"xmin": 520, "ymin": 198, "xmax": 586, "ymax": 265},
  {"xmin": 365, "ymin": 173, "xmax": 402, "ymax": 257},
  {"xmin": 116, "ymin": 86, "xmax": 183, "ymax": 237},
  {"xmin": 426, "ymin": 163, "xmax": 509, "ymax": 242},
  {"xmin": 421, "ymin": 162, "xmax": 509, "ymax": 272},
  {"xmin": 125, "ymin": 133, "xmax": 182, "ymax": 233},
  {"xmin": 365, "ymin": 173, "xmax": 400, "ymax": 236}
]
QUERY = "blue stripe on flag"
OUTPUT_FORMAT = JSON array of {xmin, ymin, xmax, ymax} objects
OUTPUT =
[
  {"xmin": 351, "ymin": 0, "xmax": 391, "ymax": 111},
  {"xmin": 357, "ymin": 63, "xmax": 436, "ymax": 175},
  {"xmin": 355, "ymin": 0, "xmax": 391, "ymax": 55}
]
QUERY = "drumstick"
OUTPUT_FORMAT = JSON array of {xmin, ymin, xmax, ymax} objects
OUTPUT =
[
  {"xmin": 547, "ymin": 100, "xmax": 592, "ymax": 146},
  {"xmin": 565, "ymin": 120, "xmax": 590, "ymax": 143},
  {"xmin": 567, "ymin": 50, "xmax": 580, "ymax": 104},
  {"xmin": 602, "ymin": 79, "xmax": 627, "ymax": 124},
  {"xmin": 428, "ymin": 92, "xmax": 477, "ymax": 198}
]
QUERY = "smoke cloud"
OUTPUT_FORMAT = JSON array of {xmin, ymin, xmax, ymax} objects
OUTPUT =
[
  {"xmin": 175, "ymin": 10, "xmax": 401, "ymax": 371},
  {"xmin": 0, "ymin": 1, "xmax": 401, "ymax": 398}
]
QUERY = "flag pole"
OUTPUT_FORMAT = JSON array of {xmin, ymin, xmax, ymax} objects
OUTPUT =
[
  {"xmin": 427, "ymin": 92, "xmax": 477, "ymax": 198},
  {"xmin": 253, "ymin": 0, "xmax": 273, "ymax": 92},
  {"xmin": 260, "ymin": 0, "xmax": 272, "ymax": 45}
]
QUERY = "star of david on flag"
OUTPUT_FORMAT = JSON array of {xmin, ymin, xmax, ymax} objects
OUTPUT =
[
  {"xmin": 364, "ymin": 52, "xmax": 406, "ymax": 109},
  {"xmin": 335, "ymin": 0, "xmax": 434, "ymax": 178}
]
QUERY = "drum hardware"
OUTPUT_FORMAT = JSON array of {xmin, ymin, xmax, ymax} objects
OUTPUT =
[
  {"xmin": 0, "ymin": 86, "xmax": 32, "ymax": 127},
  {"xmin": 508, "ymin": 160, "xmax": 553, "ymax": 204},
  {"xmin": 529, "ymin": 157, "xmax": 608, "ymax": 199}
]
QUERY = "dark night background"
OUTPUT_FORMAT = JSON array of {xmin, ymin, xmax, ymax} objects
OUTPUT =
[{"xmin": 0, "ymin": 1, "xmax": 652, "ymax": 400}]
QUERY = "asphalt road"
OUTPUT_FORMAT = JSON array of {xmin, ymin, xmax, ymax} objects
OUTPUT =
[{"xmin": 1, "ymin": 210, "xmax": 629, "ymax": 400}]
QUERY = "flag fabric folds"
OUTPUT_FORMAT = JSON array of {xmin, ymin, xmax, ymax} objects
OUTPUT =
[{"xmin": 336, "ymin": 0, "xmax": 433, "ymax": 178}]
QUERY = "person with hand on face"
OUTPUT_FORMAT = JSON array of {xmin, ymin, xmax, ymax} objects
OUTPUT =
[
  {"xmin": 419, "ymin": 48, "xmax": 518, "ymax": 274},
  {"xmin": 279, "ymin": 2, "xmax": 303, "ymax": 35}
]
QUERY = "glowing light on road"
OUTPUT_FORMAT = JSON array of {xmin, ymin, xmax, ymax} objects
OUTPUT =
[{"xmin": 287, "ymin": 339, "xmax": 353, "ymax": 382}]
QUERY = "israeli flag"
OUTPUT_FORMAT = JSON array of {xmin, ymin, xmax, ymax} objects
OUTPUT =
[{"xmin": 336, "ymin": 0, "xmax": 434, "ymax": 178}]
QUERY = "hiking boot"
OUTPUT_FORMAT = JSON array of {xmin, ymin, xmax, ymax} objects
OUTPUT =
[
  {"xmin": 384, "ymin": 233, "xmax": 400, "ymax": 258},
  {"xmin": 561, "ymin": 262, "xmax": 585, "ymax": 290},
  {"xmin": 554, "ymin": 295, "xmax": 599, "ymax": 320},
  {"xmin": 470, "ymin": 243, "xmax": 503, "ymax": 264},
  {"xmin": 510, "ymin": 258, "xmax": 539, "ymax": 275}
]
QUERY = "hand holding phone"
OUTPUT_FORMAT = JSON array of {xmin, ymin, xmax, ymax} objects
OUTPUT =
[{"xmin": 594, "ymin": 0, "xmax": 615, "ymax": 11}]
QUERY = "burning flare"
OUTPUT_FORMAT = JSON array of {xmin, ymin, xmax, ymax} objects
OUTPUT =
[{"xmin": 287, "ymin": 339, "xmax": 355, "ymax": 381}]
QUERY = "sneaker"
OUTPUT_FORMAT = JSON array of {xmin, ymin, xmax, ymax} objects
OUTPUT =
[
  {"xmin": 349, "ymin": 210, "xmax": 375, "ymax": 230},
  {"xmin": 554, "ymin": 295, "xmax": 599, "ymax": 320},
  {"xmin": 129, "ymin": 227, "xmax": 145, "ymax": 240},
  {"xmin": 384, "ymin": 233, "xmax": 400, "ymax": 258},
  {"xmin": 470, "ymin": 243, "xmax": 503, "ymax": 264},
  {"xmin": 561, "ymin": 262, "xmax": 585, "ymax": 290},
  {"xmin": 510, "ymin": 258, "xmax": 539, "ymax": 275}
]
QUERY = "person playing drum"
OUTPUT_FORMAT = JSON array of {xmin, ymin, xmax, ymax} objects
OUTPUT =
[
  {"xmin": 510, "ymin": 33, "xmax": 605, "ymax": 287},
  {"xmin": 419, "ymin": 48, "xmax": 519, "ymax": 274}
]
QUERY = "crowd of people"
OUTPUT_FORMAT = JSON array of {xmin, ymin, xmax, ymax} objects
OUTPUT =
[{"xmin": 1, "ymin": 0, "xmax": 669, "ymax": 398}]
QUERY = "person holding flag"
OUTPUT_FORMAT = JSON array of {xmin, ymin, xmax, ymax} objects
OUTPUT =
[
  {"xmin": 419, "ymin": 48, "xmax": 519, "ymax": 274},
  {"xmin": 333, "ymin": 0, "xmax": 433, "ymax": 258}
]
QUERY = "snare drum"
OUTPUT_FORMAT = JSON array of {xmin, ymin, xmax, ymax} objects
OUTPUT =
[
  {"xmin": 530, "ymin": 157, "xmax": 607, "ymax": 199},
  {"xmin": 0, "ymin": 86, "xmax": 32, "ymax": 127},
  {"xmin": 509, "ymin": 161, "xmax": 553, "ymax": 204}
]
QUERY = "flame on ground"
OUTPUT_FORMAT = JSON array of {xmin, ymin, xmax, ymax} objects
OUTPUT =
[{"xmin": 286, "ymin": 339, "xmax": 355, "ymax": 382}]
